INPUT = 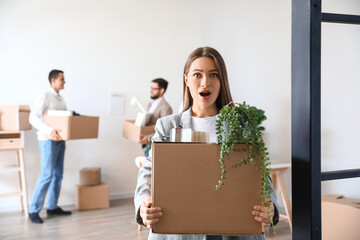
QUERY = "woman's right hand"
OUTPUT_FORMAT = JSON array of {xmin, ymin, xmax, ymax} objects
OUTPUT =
[{"xmin": 140, "ymin": 197, "xmax": 162, "ymax": 229}]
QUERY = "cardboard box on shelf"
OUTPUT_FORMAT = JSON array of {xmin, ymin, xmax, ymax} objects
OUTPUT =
[
  {"xmin": 151, "ymin": 142, "xmax": 262, "ymax": 236},
  {"xmin": 322, "ymin": 194, "xmax": 360, "ymax": 240},
  {"xmin": 79, "ymin": 167, "xmax": 101, "ymax": 186},
  {"xmin": 75, "ymin": 182, "xmax": 109, "ymax": 210},
  {"xmin": 122, "ymin": 120, "xmax": 155, "ymax": 143},
  {"xmin": 43, "ymin": 115, "xmax": 99, "ymax": 140},
  {"xmin": 0, "ymin": 105, "xmax": 31, "ymax": 131}
]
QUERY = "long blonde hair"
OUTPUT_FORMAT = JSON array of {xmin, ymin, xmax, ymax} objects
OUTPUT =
[{"xmin": 182, "ymin": 47, "xmax": 233, "ymax": 112}]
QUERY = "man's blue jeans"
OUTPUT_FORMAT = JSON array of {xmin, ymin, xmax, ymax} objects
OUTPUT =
[{"xmin": 29, "ymin": 140, "xmax": 65, "ymax": 213}]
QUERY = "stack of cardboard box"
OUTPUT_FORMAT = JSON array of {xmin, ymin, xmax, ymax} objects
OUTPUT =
[{"xmin": 75, "ymin": 167, "xmax": 110, "ymax": 210}]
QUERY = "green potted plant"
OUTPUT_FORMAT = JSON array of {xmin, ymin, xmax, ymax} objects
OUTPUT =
[{"xmin": 216, "ymin": 101, "xmax": 273, "ymax": 225}]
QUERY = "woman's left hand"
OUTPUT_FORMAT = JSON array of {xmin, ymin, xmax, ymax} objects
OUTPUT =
[{"xmin": 252, "ymin": 200, "xmax": 274, "ymax": 228}]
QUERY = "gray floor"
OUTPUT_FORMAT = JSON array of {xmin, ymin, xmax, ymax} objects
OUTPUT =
[{"xmin": 0, "ymin": 198, "xmax": 291, "ymax": 240}]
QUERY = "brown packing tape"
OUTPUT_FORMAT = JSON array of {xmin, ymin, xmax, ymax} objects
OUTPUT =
[{"xmin": 152, "ymin": 143, "xmax": 262, "ymax": 236}]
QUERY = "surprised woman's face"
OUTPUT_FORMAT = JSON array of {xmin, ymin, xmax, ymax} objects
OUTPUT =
[{"xmin": 184, "ymin": 57, "xmax": 220, "ymax": 111}]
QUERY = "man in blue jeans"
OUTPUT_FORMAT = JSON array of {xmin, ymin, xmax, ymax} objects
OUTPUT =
[{"xmin": 28, "ymin": 69, "xmax": 71, "ymax": 224}]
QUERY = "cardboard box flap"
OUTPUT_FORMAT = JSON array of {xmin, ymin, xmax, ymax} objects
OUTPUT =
[
  {"xmin": 323, "ymin": 194, "xmax": 360, "ymax": 208},
  {"xmin": 152, "ymin": 143, "xmax": 262, "ymax": 235},
  {"xmin": 322, "ymin": 194, "xmax": 343, "ymax": 202}
]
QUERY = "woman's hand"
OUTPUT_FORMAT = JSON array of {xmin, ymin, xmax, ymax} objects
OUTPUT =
[
  {"xmin": 140, "ymin": 197, "xmax": 162, "ymax": 229},
  {"xmin": 252, "ymin": 200, "xmax": 274, "ymax": 228}
]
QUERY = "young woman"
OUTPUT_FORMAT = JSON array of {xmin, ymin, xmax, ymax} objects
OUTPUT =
[{"xmin": 134, "ymin": 47, "xmax": 279, "ymax": 240}]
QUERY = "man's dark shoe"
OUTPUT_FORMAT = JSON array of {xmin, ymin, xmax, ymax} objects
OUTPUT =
[
  {"xmin": 29, "ymin": 212, "xmax": 43, "ymax": 224},
  {"xmin": 47, "ymin": 207, "xmax": 72, "ymax": 216}
]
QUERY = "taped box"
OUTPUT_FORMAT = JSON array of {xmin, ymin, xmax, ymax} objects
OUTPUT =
[
  {"xmin": 122, "ymin": 120, "xmax": 155, "ymax": 143},
  {"xmin": 76, "ymin": 182, "xmax": 109, "ymax": 210},
  {"xmin": 79, "ymin": 167, "xmax": 101, "ymax": 186},
  {"xmin": 322, "ymin": 194, "xmax": 360, "ymax": 240},
  {"xmin": 44, "ymin": 115, "xmax": 99, "ymax": 140},
  {"xmin": 151, "ymin": 142, "xmax": 262, "ymax": 236},
  {"xmin": 0, "ymin": 105, "xmax": 31, "ymax": 131}
]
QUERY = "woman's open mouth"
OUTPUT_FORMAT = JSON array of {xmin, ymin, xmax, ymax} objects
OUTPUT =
[{"xmin": 199, "ymin": 91, "xmax": 211, "ymax": 99}]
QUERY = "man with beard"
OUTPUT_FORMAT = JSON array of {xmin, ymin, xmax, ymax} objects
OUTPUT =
[{"xmin": 139, "ymin": 78, "xmax": 172, "ymax": 156}]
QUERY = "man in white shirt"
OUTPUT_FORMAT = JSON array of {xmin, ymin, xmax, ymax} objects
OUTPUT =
[
  {"xmin": 28, "ymin": 70, "xmax": 71, "ymax": 224},
  {"xmin": 139, "ymin": 78, "xmax": 172, "ymax": 156}
]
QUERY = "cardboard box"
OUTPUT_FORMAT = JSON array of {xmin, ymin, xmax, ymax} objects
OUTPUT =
[
  {"xmin": 79, "ymin": 167, "xmax": 101, "ymax": 186},
  {"xmin": 0, "ymin": 105, "xmax": 31, "ymax": 131},
  {"xmin": 76, "ymin": 182, "xmax": 109, "ymax": 210},
  {"xmin": 322, "ymin": 194, "xmax": 360, "ymax": 240},
  {"xmin": 43, "ymin": 115, "xmax": 99, "ymax": 140},
  {"xmin": 152, "ymin": 143, "xmax": 262, "ymax": 236},
  {"xmin": 122, "ymin": 120, "xmax": 155, "ymax": 142}
]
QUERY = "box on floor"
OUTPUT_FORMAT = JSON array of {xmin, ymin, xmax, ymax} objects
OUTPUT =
[
  {"xmin": 322, "ymin": 194, "xmax": 360, "ymax": 240},
  {"xmin": 76, "ymin": 182, "xmax": 109, "ymax": 210},
  {"xmin": 151, "ymin": 142, "xmax": 263, "ymax": 236},
  {"xmin": 0, "ymin": 105, "xmax": 31, "ymax": 131}
]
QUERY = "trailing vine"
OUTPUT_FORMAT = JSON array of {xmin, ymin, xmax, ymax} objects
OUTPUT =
[{"xmin": 216, "ymin": 101, "xmax": 275, "ymax": 231}]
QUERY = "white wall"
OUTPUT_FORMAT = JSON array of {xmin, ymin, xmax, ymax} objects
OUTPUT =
[
  {"xmin": 321, "ymin": 0, "xmax": 360, "ymax": 198},
  {"xmin": 0, "ymin": 0, "xmax": 203, "ymax": 211},
  {"xmin": 1, "ymin": 0, "xmax": 359, "ymax": 213},
  {"xmin": 201, "ymin": 0, "xmax": 292, "ymax": 207},
  {"xmin": 200, "ymin": 0, "xmax": 360, "ymax": 203}
]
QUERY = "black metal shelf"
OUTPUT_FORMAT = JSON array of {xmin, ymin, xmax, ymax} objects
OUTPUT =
[
  {"xmin": 322, "ymin": 13, "xmax": 360, "ymax": 24},
  {"xmin": 292, "ymin": 0, "xmax": 360, "ymax": 239},
  {"xmin": 321, "ymin": 169, "xmax": 360, "ymax": 181}
]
